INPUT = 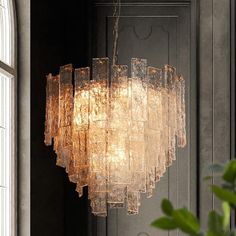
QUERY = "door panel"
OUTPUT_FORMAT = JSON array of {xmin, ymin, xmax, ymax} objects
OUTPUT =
[{"xmin": 91, "ymin": 1, "xmax": 195, "ymax": 235}]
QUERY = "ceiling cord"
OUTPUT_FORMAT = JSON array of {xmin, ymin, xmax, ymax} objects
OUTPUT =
[{"xmin": 112, "ymin": 0, "xmax": 121, "ymax": 65}]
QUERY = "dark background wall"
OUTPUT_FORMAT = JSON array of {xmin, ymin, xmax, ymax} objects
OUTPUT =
[{"xmin": 31, "ymin": 1, "xmax": 91, "ymax": 235}]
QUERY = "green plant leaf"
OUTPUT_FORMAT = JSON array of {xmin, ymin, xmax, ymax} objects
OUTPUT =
[
  {"xmin": 151, "ymin": 217, "xmax": 177, "ymax": 230},
  {"xmin": 222, "ymin": 183, "xmax": 235, "ymax": 191},
  {"xmin": 222, "ymin": 202, "xmax": 230, "ymax": 230},
  {"xmin": 161, "ymin": 199, "xmax": 174, "ymax": 216},
  {"xmin": 208, "ymin": 163, "xmax": 224, "ymax": 173},
  {"xmin": 223, "ymin": 160, "xmax": 236, "ymax": 183},
  {"xmin": 212, "ymin": 185, "xmax": 236, "ymax": 206},
  {"xmin": 203, "ymin": 176, "xmax": 213, "ymax": 181},
  {"xmin": 172, "ymin": 208, "xmax": 200, "ymax": 235},
  {"xmin": 207, "ymin": 210, "xmax": 223, "ymax": 235},
  {"xmin": 206, "ymin": 232, "xmax": 216, "ymax": 236}
]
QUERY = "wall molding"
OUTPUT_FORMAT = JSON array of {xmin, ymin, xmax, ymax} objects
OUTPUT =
[
  {"xmin": 230, "ymin": 0, "xmax": 236, "ymax": 227},
  {"xmin": 95, "ymin": 2, "xmax": 190, "ymax": 7}
]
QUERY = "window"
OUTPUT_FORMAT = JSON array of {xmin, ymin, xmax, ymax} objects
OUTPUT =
[{"xmin": 0, "ymin": 0, "xmax": 16, "ymax": 236}]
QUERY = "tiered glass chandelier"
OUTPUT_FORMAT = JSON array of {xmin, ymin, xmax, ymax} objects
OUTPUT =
[{"xmin": 44, "ymin": 0, "xmax": 186, "ymax": 217}]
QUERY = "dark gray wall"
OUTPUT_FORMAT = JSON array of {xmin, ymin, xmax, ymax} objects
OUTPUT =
[
  {"xmin": 199, "ymin": 0, "xmax": 232, "ymax": 228},
  {"xmin": 31, "ymin": 1, "xmax": 90, "ymax": 235}
]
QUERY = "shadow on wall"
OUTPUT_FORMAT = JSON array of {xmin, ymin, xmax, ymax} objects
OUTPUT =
[{"xmin": 31, "ymin": 0, "xmax": 90, "ymax": 235}]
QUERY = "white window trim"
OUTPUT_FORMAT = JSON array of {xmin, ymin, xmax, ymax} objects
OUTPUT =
[{"xmin": 0, "ymin": 0, "xmax": 17, "ymax": 235}]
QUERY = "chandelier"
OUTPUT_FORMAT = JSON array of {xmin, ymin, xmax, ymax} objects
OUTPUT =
[{"xmin": 44, "ymin": 1, "xmax": 186, "ymax": 217}]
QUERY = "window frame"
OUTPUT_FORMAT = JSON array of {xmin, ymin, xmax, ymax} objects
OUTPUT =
[{"xmin": 0, "ymin": 0, "xmax": 17, "ymax": 235}]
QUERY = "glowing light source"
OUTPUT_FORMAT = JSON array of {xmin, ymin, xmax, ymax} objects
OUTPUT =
[{"xmin": 44, "ymin": 57, "xmax": 186, "ymax": 216}]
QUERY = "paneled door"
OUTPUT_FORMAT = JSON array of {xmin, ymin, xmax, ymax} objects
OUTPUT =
[{"xmin": 90, "ymin": 1, "xmax": 197, "ymax": 235}]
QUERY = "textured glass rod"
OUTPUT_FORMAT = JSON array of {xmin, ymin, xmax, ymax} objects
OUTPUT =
[{"xmin": 44, "ymin": 58, "xmax": 186, "ymax": 216}]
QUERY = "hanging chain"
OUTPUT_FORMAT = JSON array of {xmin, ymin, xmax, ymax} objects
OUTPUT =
[{"xmin": 112, "ymin": 0, "xmax": 121, "ymax": 65}]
